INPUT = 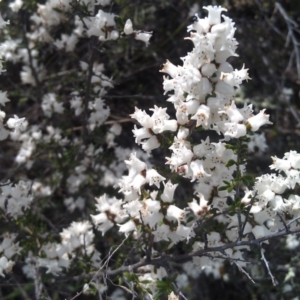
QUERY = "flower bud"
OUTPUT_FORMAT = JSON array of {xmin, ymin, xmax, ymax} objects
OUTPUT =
[
  {"xmin": 201, "ymin": 63, "xmax": 217, "ymax": 77},
  {"xmin": 124, "ymin": 19, "xmax": 133, "ymax": 35}
]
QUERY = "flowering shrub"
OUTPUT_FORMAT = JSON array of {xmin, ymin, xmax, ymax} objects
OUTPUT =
[{"xmin": 0, "ymin": 1, "xmax": 300, "ymax": 299}]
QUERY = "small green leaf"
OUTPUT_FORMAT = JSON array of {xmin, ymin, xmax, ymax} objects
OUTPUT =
[
  {"xmin": 227, "ymin": 186, "xmax": 233, "ymax": 193},
  {"xmin": 226, "ymin": 159, "xmax": 236, "ymax": 167},
  {"xmin": 218, "ymin": 186, "xmax": 228, "ymax": 191}
]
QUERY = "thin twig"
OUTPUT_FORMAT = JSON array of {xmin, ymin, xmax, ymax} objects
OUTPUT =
[
  {"xmin": 240, "ymin": 191, "xmax": 258, "ymax": 239},
  {"xmin": 277, "ymin": 212, "xmax": 290, "ymax": 233},
  {"xmin": 260, "ymin": 244, "xmax": 277, "ymax": 286},
  {"xmin": 275, "ymin": 2, "xmax": 300, "ymax": 78},
  {"xmin": 69, "ymin": 235, "xmax": 129, "ymax": 300},
  {"xmin": 234, "ymin": 260, "xmax": 256, "ymax": 284}
]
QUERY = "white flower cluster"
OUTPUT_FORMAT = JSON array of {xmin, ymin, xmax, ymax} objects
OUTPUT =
[
  {"xmin": 242, "ymin": 151, "xmax": 300, "ymax": 238},
  {"xmin": 0, "ymin": 233, "xmax": 22, "ymax": 277},
  {"xmin": 0, "ymin": 181, "xmax": 33, "ymax": 219},
  {"xmin": 28, "ymin": 0, "xmax": 152, "ymax": 47},
  {"xmin": 0, "ymin": 0, "xmax": 154, "ymax": 282},
  {"xmin": 22, "ymin": 221, "xmax": 101, "ymax": 277},
  {"xmin": 1, "ymin": 1, "xmax": 300, "ymax": 298},
  {"xmin": 0, "ymin": 19, "xmax": 33, "ymax": 279},
  {"xmin": 91, "ymin": 6, "xmax": 299, "ymax": 281}
]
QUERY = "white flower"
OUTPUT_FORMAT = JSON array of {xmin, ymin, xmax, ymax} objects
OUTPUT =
[
  {"xmin": 0, "ymin": 14, "xmax": 9, "ymax": 29},
  {"xmin": 135, "ymin": 31, "xmax": 152, "ymax": 46},
  {"xmin": 246, "ymin": 109, "xmax": 272, "ymax": 131},
  {"xmin": 9, "ymin": 0, "xmax": 23, "ymax": 12},
  {"xmin": 0, "ymin": 91, "xmax": 9, "ymax": 106},
  {"xmin": 166, "ymin": 205, "xmax": 185, "ymax": 223},
  {"xmin": 177, "ymin": 126, "xmax": 189, "ymax": 140},
  {"xmin": 118, "ymin": 220, "xmax": 136, "ymax": 236},
  {"xmin": 0, "ymin": 256, "xmax": 14, "ymax": 277},
  {"xmin": 190, "ymin": 159, "xmax": 211, "ymax": 182},
  {"xmin": 146, "ymin": 169, "xmax": 166, "ymax": 188},
  {"xmin": 124, "ymin": 19, "xmax": 133, "ymax": 35},
  {"xmin": 223, "ymin": 122, "xmax": 247, "ymax": 138},
  {"xmin": 153, "ymin": 224, "xmax": 171, "ymax": 242},
  {"xmin": 188, "ymin": 193, "xmax": 209, "ymax": 216},
  {"xmin": 0, "ymin": 124, "xmax": 9, "ymax": 140},
  {"xmin": 219, "ymin": 101, "xmax": 244, "ymax": 123},
  {"xmin": 86, "ymin": 10, "xmax": 116, "ymax": 41},
  {"xmin": 191, "ymin": 104, "xmax": 210, "ymax": 127},
  {"xmin": 141, "ymin": 135, "xmax": 160, "ymax": 153},
  {"xmin": 203, "ymin": 5, "xmax": 227, "ymax": 25},
  {"xmin": 161, "ymin": 181, "xmax": 178, "ymax": 203},
  {"xmin": 125, "ymin": 152, "xmax": 147, "ymax": 174},
  {"xmin": 215, "ymin": 80, "xmax": 234, "ymax": 95},
  {"xmin": 130, "ymin": 107, "xmax": 153, "ymax": 128},
  {"xmin": 284, "ymin": 151, "xmax": 300, "ymax": 169},
  {"xmin": 270, "ymin": 156, "xmax": 291, "ymax": 172},
  {"xmin": 160, "ymin": 60, "xmax": 179, "ymax": 78},
  {"xmin": 7, "ymin": 115, "xmax": 26, "ymax": 131},
  {"xmin": 248, "ymin": 133, "xmax": 268, "ymax": 153},
  {"xmin": 132, "ymin": 125, "xmax": 152, "ymax": 145},
  {"xmin": 286, "ymin": 234, "xmax": 300, "ymax": 250}
]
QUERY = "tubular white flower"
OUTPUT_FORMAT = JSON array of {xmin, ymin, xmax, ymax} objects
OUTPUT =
[
  {"xmin": 160, "ymin": 60, "xmax": 179, "ymax": 78},
  {"xmin": 191, "ymin": 104, "xmax": 210, "ymax": 127},
  {"xmin": 223, "ymin": 122, "xmax": 246, "ymax": 138},
  {"xmin": 0, "ymin": 14, "xmax": 9, "ymax": 29},
  {"xmin": 190, "ymin": 160, "xmax": 211, "ymax": 182},
  {"xmin": 188, "ymin": 193, "xmax": 209, "ymax": 216},
  {"xmin": 270, "ymin": 156, "xmax": 291, "ymax": 172},
  {"xmin": 132, "ymin": 125, "xmax": 152, "ymax": 144},
  {"xmin": 146, "ymin": 169, "xmax": 166, "ymax": 188},
  {"xmin": 203, "ymin": 5, "xmax": 227, "ymax": 25},
  {"xmin": 166, "ymin": 205, "xmax": 185, "ymax": 224},
  {"xmin": 135, "ymin": 31, "xmax": 152, "ymax": 46},
  {"xmin": 125, "ymin": 152, "xmax": 147, "ymax": 174},
  {"xmin": 124, "ymin": 19, "xmax": 133, "ymax": 35},
  {"xmin": 161, "ymin": 181, "xmax": 178, "ymax": 203},
  {"xmin": 118, "ymin": 220, "xmax": 136, "ymax": 236},
  {"xmin": 177, "ymin": 126, "xmax": 189, "ymax": 140},
  {"xmin": 7, "ymin": 115, "xmax": 26, "ymax": 131},
  {"xmin": 219, "ymin": 101, "xmax": 244, "ymax": 123},
  {"xmin": 0, "ymin": 256, "xmax": 14, "ymax": 277},
  {"xmin": 141, "ymin": 135, "xmax": 160, "ymax": 153},
  {"xmin": 215, "ymin": 50, "xmax": 234, "ymax": 63},
  {"xmin": 176, "ymin": 224, "xmax": 194, "ymax": 240},
  {"xmin": 284, "ymin": 151, "xmax": 300, "ymax": 169},
  {"xmin": 130, "ymin": 107, "xmax": 153, "ymax": 128},
  {"xmin": 246, "ymin": 109, "xmax": 272, "ymax": 132},
  {"xmin": 176, "ymin": 107, "xmax": 189, "ymax": 125},
  {"xmin": 215, "ymin": 80, "xmax": 234, "ymax": 95}
]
